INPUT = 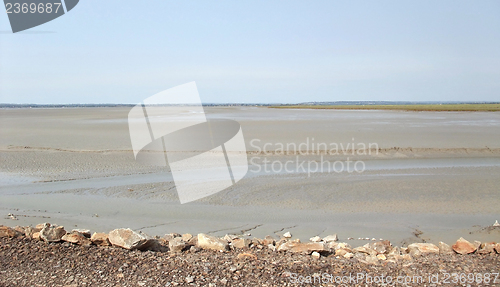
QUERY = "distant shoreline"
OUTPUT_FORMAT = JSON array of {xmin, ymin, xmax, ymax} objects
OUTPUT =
[
  {"xmin": 269, "ymin": 103, "xmax": 500, "ymax": 112},
  {"xmin": 1, "ymin": 102, "xmax": 500, "ymax": 110}
]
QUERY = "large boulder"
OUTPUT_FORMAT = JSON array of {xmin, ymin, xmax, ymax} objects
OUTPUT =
[
  {"xmin": 196, "ymin": 233, "xmax": 229, "ymax": 251},
  {"xmin": 39, "ymin": 223, "xmax": 66, "ymax": 242},
  {"xmin": 0, "ymin": 226, "xmax": 22, "ymax": 238},
  {"xmin": 91, "ymin": 232, "xmax": 111, "ymax": 246},
  {"xmin": 407, "ymin": 243, "xmax": 439, "ymax": 257},
  {"xmin": 108, "ymin": 228, "xmax": 149, "ymax": 250},
  {"xmin": 61, "ymin": 232, "xmax": 92, "ymax": 246},
  {"xmin": 452, "ymin": 237, "xmax": 477, "ymax": 255},
  {"xmin": 277, "ymin": 241, "xmax": 327, "ymax": 254}
]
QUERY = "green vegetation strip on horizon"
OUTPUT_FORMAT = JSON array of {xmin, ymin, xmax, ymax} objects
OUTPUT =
[{"xmin": 269, "ymin": 104, "xmax": 500, "ymax": 112}]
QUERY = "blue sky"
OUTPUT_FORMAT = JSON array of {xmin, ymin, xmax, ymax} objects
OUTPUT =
[{"xmin": 1, "ymin": 0, "xmax": 499, "ymax": 104}]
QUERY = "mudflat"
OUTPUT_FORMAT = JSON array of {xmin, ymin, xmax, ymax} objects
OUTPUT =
[{"xmin": 1, "ymin": 107, "xmax": 499, "ymax": 245}]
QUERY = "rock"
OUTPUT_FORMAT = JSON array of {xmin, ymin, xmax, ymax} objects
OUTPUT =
[
  {"xmin": 495, "ymin": 243, "xmax": 500, "ymax": 254},
  {"xmin": 251, "ymin": 238, "xmax": 262, "ymax": 246},
  {"xmin": 452, "ymin": 237, "xmax": 477, "ymax": 255},
  {"xmin": 322, "ymin": 234, "xmax": 338, "ymax": 242},
  {"xmin": 335, "ymin": 248, "xmax": 350, "ymax": 257},
  {"xmin": 91, "ymin": 233, "xmax": 111, "ymax": 246},
  {"xmin": 0, "ymin": 226, "xmax": 22, "ymax": 238},
  {"xmin": 13, "ymin": 226, "xmax": 25, "ymax": 234},
  {"xmin": 376, "ymin": 254, "xmax": 386, "ymax": 260},
  {"xmin": 407, "ymin": 243, "xmax": 439, "ymax": 256},
  {"xmin": 32, "ymin": 232, "xmax": 41, "ymax": 240},
  {"xmin": 330, "ymin": 242, "xmax": 350, "ymax": 251},
  {"xmin": 181, "ymin": 233, "xmax": 193, "ymax": 242},
  {"xmin": 387, "ymin": 246, "xmax": 401, "ymax": 257},
  {"xmin": 263, "ymin": 235, "xmax": 275, "ymax": 246},
  {"xmin": 71, "ymin": 229, "xmax": 91, "ymax": 238},
  {"xmin": 343, "ymin": 252, "xmax": 354, "ymax": 259},
  {"xmin": 311, "ymin": 251, "xmax": 320, "ymax": 259},
  {"xmin": 277, "ymin": 241, "xmax": 326, "ymax": 254},
  {"xmin": 493, "ymin": 220, "xmax": 500, "ymax": 227},
  {"xmin": 309, "ymin": 236, "xmax": 322, "ymax": 242},
  {"xmin": 185, "ymin": 276, "xmax": 194, "ymax": 284},
  {"xmin": 108, "ymin": 228, "xmax": 148, "ymax": 250},
  {"xmin": 35, "ymin": 223, "xmax": 45, "ymax": 229},
  {"xmin": 275, "ymin": 238, "xmax": 288, "ymax": 247},
  {"xmin": 268, "ymin": 244, "xmax": 276, "ymax": 251},
  {"xmin": 24, "ymin": 226, "xmax": 41, "ymax": 239},
  {"xmin": 189, "ymin": 246, "xmax": 200, "ymax": 253},
  {"xmin": 327, "ymin": 242, "xmax": 338, "ymax": 250},
  {"xmin": 163, "ymin": 233, "xmax": 181, "ymax": 242},
  {"xmin": 473, "ymin": 240, "xmax": 482, "ymax": 250},
  {"xmin": 187, "ymin": 235, "xmax": 198, "ymax": 246},
  {"xmin": 438, "ymin": 242, "xmax": 454, "ymax": 255},
  {"xmin": 352, "ymin": 246, "xmax": 377, "ymax": 256},
  {"xmin": 365, "ymin": 240, "xmax": 391, "ymax": 254},
  {"xmin": 169, "ymin": 237, "xmax": 187, "ymax": 253},
  {"xmin": 402, "ymin": 254, "xmax": 412, "ymax": 261},
  {"xmin": 197, "ymin": 233, "xmax": 229, "ymax": 251},
  {"xmin": 223, "ymin": 234, "xmax": 238, "ymax": 242},
  {"xmin": 61, "ymin": 232, "xmax": 92, "ymax": 246},
  {"xmin": 477, "ymin": 242, "xmax": 497, "ymax": 254},
  {"xmin": 232, "ymin": 238, "xmax": 251, "ymax": 249},
  {"xmin": 283, "ymin": 232, "xmax": 292, "ymax": 238},
  {"xmin": 40, "ymin": 223, "xmax": 66, "ymax": 242}
]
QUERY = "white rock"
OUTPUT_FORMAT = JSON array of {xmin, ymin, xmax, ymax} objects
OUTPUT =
[
  {"xmin": 493, "ymin": 220, "xmax": 500, "ymax": 227},
  {"xmin": 322, "ymin": 234, "xmax": 338, "ymax": 242},
  {"xmin": 197, "ymin": 233, "xmax": 229, "ymax": 251},
  {"xmin": 343, "ymin": 252, "xmax": 354, "ymax": 259},
  {"xmin": 40, "ymin": 223, "xmax": 66, "ymax": 243},
  {"xmin": 108, "ymin": 228, "xmax": 149, "ymax": 250},
  {"xmin": 169, "ymin": 237, "xmax": 187, "ymax": 253},
  {"xmin": 283, "ymin": 232, "xmax": 292, "ymax": 238},
  {"xmin": 311, "ymin": 251, "xmax": 321, "ymax": 259},
  {"xmin": 309, "ymin": 236, "xmax": 322, "ymax": 242},
  {"xmin": 407, "ymin": 243, "xmax": 439, "ymax": 256}
]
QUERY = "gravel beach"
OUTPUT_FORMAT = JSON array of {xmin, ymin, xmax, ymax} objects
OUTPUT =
[{"xmin": 1, "ymin": 229, "xmax": 500, "ymax": 287}]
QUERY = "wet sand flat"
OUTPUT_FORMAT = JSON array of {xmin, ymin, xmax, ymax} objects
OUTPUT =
[{"xmin": 1, "ymin": 107, "xmax": 499, "ymax": 245}]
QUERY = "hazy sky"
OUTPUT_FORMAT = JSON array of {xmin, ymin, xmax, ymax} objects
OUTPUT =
[{"xmin": 1, "ymin": 0, "xmax": 499, "ymax": 104}]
